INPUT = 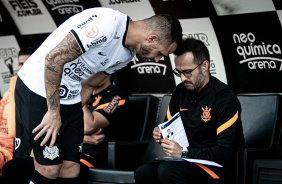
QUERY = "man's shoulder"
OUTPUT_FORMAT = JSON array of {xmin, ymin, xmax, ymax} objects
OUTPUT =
[
  {"xmin": 100, "ymin": 85, "xmax": 129, "ymax": 102},
  {"xmin": 211, "ymin": 76, "xmax": 235, "ymax": 95},
  {"xmin": 210, "ymin": 77, "xmax": 239, "ymax": 104}
]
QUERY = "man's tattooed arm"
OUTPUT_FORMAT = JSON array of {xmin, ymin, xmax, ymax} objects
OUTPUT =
[
  {"xmin": 32, "ymin": 32, "xmax": 83, "ymax": 147},
  {"xmin": 45, "ymin": 32, "xmax": 82, "ymax": 110}
]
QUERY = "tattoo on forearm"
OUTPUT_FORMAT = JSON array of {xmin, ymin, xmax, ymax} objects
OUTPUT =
[{"xmin": 45, "ymin": 33, "xmax": 82, "ymax": 110}]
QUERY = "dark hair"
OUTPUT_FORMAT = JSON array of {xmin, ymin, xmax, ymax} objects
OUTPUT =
[
  {"xmin": 19, "ymin": 47, "xmax": 36, "ymax": 56},
  {"xmin": 144, "ymin": 14, "xmax": 182, "ymax": 54},
  {"xmin": 175, "ymin": 38, "xmax": 210, "ymax": 65}
]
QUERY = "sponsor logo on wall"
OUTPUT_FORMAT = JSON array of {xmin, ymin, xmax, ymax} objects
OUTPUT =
[
  {"xmin": 121, "ymin": 55, "xmax": 176, "ymax": 93},
  {"xmin": 0, "ymin": 35, "xmax": 20, "ymax": 94},
  {"xmin": 234, "ymin": 32, "xmax": 281, "ymax": 71},
  {"xmin": 98, "ymin": 0, "xmax": 155, "ymax": 20},
  {"xmin": 108, "ymin": 0, "xmax": 141, "ymax": 5},
  {"xmin": 214, "ymin": 12, "xmax": 282, "ymax": 93},
  {"xmin": 42, "ymin": 0, "xmax": 90, "ymax": 26},
  {"xmin": 1, "ymin": 0, "xmax": 57, "ymax": 35},
  {"xmin": 7, "ymin": 0, "xmax": 43, "ymax": 16},
  {"xmin": 44, "ymin": 0, "xmax": 83, "ymax": 15}
]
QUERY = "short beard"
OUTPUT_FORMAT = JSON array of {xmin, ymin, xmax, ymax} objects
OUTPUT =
[
  {"xmin": 137, "ymin": 44, "xmax": 152, "ymax": 61},
  {"xmin": 185, "ymin": 68, "xmax": 205, "ymax": 92},
  {"xmin": 193, "ymin": 68, "xmax": 205, "ymax": 92}
]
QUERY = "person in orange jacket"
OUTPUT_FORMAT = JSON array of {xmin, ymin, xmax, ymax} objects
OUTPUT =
[{"xmin": 0, "ymin": 47, "xmax": 36, "ymax": 176}]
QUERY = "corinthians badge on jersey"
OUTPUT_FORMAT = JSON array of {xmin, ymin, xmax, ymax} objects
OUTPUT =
[
  {"xmin": 201, "ymin": 106, "xmax": 211, "ymax": 122},
  {"xmin": 43, "ymin": 145, "xmax": 59, "ymax": 160},
  {"xmin": 85, "ymin": 24, "xmax": 99, "ymax": 38}
]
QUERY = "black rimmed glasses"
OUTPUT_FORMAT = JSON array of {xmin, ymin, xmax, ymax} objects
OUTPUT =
[{"xmin": 172, "ymin": 61, "xmax": 204, "ymax": 78}]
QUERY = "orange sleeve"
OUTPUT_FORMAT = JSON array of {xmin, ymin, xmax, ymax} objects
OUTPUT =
[{"xmin": 8, "ymin": 77, "xmax": 17, "ymax": 138}]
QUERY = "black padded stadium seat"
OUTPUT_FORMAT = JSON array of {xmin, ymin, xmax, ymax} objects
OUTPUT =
[
  {"xmin": 88, "ymin": 95, "xmax": 172, "ymax": 184},
  {"xmin": 252, "ymin": 152, "xmax": 282, "ymax": 184},
  {"xmin": 236, "ymin": 94, "xmax": 282, "ymax": 184},
  {"xmin": 127, "ymin": 95, "xmax": 159, "ymax": 142},
  {"xmin": 251, "ymin": 94, "xmax": 282, "ymax": 184}
]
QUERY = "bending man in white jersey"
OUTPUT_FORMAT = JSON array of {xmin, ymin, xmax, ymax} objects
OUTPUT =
[{"xmin": 15, "ymin": 7, "xmax": 182, "ymax": 184}]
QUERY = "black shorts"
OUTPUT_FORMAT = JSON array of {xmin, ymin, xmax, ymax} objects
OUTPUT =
[{"xmin": 14, "ymin": 77, "xmax": 84, "ymax": 165}]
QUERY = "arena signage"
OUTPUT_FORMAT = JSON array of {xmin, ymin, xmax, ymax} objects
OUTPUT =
[{"xmin": 214, "ymin": 12, "xmax": 282, "ymax": 93}]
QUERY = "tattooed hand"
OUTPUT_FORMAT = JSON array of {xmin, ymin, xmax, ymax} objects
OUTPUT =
[{"xmin": 33, "ymin": 110, "xmax": 61, "ymax": 147}]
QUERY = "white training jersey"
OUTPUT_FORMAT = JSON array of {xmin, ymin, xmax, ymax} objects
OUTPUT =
[{"xmin": 18, "ymin": 7, "xmax": 136, "ymax": 105}]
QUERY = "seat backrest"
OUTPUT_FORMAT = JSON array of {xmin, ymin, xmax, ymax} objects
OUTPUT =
[
  {"xmin": 142, "ymin": 95, "xmax": 172, "ymax": 163},
  {"xmin": 127, "ymin": 95, "xmax": 159, "ymax": 141},
  {"xmin": 238, "ymin": 95, "xmax": 282, "ymax": 148}
]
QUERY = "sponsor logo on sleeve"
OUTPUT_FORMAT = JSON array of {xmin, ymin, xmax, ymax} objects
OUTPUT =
[
  {"xmin": 86, "ymin": 36, "xmax": 107, "ymax": 48},
  {"xmin": 77, "ymin": 15, "xmax": 98, "ymax": 29},
  {"xmin": 85, "ymin": 24, "xmax": 99, "ymax": 38},
  {"xmin": 103, "ymin": 96, "xmax": 121, "ymax": 113}
]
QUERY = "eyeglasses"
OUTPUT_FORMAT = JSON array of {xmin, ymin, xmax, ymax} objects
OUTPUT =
[{"xmin": 172, "ymin": 61, "xmax": 204, "ymax": 78}]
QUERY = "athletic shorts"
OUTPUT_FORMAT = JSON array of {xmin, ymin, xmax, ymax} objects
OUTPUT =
[{"xmin": 14, "ymin": 77, "xmax": 84, "ymax": 165}]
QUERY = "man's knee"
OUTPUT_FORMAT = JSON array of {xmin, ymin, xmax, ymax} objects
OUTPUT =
[
  {"xmin": 34, "ymin": 159, "xmax": 61, "ymax": 179},
  {"xmin": 59, "ymin": 161, "xmax": 80, "ymax": 178},
  {"xmin": 157, "ymin": 162, "xmax": 189, "ymax": 183},
  {"xmin": 157, "ymin": 162, "xmax": 173, "ymax": 180},
  {"xmin": 134, "ymin": 162, "xmax": 160, "ymax": 184}
]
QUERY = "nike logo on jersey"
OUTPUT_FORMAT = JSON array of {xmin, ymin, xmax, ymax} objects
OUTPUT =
[
  {"xmin": 114, "ymin": 32, "xmax": 120, "ymax": 39},
  {"xmin": 98, "ymin": 52, "xmax": 106, "ymax": 56},
  {"xmin": 180, "ymin": 108, "xmax": 188, "ymax": 111}
]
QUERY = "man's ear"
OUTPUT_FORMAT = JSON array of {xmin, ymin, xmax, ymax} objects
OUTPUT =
[
  {"xmin": 202, "ymin": 60, "xmax": 210, "ymax": 72},
  {"xmin": 147, "ymin": 35, "xmax": 158, "ymax": 43}
]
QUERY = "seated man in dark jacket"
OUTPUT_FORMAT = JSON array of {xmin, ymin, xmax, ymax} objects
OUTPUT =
[{"xmin": 134, "ymin": 38, "xmax": 244, "ymax": 184}]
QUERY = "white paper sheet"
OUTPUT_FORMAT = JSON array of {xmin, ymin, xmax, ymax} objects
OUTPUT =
[{"xmin": 158, "ymin": 112, "xmax": 189, "ymax": 148}]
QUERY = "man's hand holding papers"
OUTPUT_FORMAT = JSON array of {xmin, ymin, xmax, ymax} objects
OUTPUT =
[{"xmin": 156, "ymin": 112, "xmax": 223, "ymax": 167}]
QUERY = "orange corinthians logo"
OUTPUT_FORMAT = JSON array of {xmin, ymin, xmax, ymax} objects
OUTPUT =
[
  {"xmin": 201, "ymin": 106, "xmax": 211, "ymax": 122},
  {"xmin": 92, "ymin": 95, "xmax": 102, "ymax": 107}
]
